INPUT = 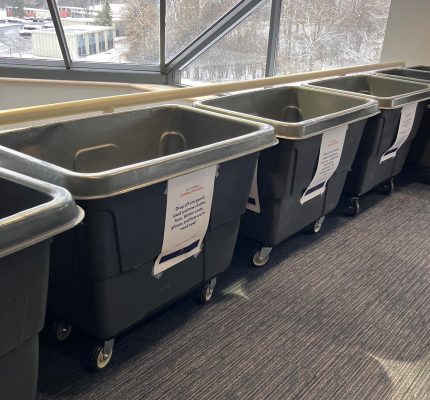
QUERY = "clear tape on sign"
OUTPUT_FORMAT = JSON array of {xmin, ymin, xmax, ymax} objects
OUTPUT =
[
  {"xmin": 153, "ymin": 165, "xmax": 217, "ymax": 275},
  {"xmin": 246, "ymin": 161, "xmax": 260, "ymax": 213},
  {"xmin": 300, "ymin": 125, "xmax": 347, "ymax": 204},
  {"xmin": 380, "ymin": 102, "xmax": 418, "ymax": 163}
]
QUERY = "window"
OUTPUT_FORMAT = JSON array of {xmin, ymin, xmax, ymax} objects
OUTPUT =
[
  {"xmin": 182, "ymin": 1, "xmax": 271, "ymax": 84},
  {"xmin": 77, "ymin": 34, "xmax": 86, "ymax": 57},
  {"xmin": 0, "ymin": 0, "xmax": 393, "ymax": 80},
  {"xmin": 98, "ymin": 31, "xmax": 105, "ymax": 52},
  {"xmin": 89, "ymin": 32, "xmax": 96, "ymax": 55},
  {"xmin": 0, "ymin": 0, "xmax": 61, "ymax": 60},
  {"xmin": 107, "ymin": 30, "xmax": 113, "ymax": 50},
  {"xmin": 57, "ymin": 0, "xmax": 160, "ymax": 64},
  {"xmin": 275, "ymin": 0, "xmax": 392, "ymax": 75},
  {"xmin": 166, "ymin": 0, "xmax": 240, "ymax": 61}
]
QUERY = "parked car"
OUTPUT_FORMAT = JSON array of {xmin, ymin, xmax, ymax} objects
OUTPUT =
[{"xmin": 19, "ymin": 25, "xmax": 42, "ymax": 37}]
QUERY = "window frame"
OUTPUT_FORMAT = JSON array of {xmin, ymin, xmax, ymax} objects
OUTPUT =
[
  {"xmin": 0, "ymin": 0, "xmax": 272, "ymax": 81},
  {"xmin": 0, "ymin": 0, "xmax": 392, "ymax": 85}
]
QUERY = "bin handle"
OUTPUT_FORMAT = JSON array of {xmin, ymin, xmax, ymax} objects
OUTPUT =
[{"xmin": 159, "ymin": 131, "xmax": 188, "ymax": 157}]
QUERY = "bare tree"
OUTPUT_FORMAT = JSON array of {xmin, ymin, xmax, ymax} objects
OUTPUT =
[
  {"xmin": 122, "ymin": 0, "xmax": 159, "ymax": 63},
  {"xmin": 118, "ymin": 0, "xmax": 391, "ymax": 81}
]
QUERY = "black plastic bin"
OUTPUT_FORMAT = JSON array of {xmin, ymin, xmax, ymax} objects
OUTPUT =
[
  {"xmin": 409, "ymin": 106, "xmax": 430, "ymax": 184},
  {"xmin": 0, "ymin": 105, "xmax": 276, "ymax": 370},
  {"xmin": 0, "ymin": 168, "xmax": 83, "ymax": 400},
  {"xmin": 195, "ymin": 86, "xmax": 379, "ymax": 266},
  {"xmin": 308, "ymin": 74, "xmax": 430, "ymax": 214},
  {"xmin": 376, "ymin": 67, "xmax": 430, "ymax": 184}
]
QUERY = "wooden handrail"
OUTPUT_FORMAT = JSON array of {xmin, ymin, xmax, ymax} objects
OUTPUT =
[{"xmin": 0, "ymin": 60, "xmax": 404, "ymax": 126}]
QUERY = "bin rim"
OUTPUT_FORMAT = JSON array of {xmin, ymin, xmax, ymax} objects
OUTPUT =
[
  {"xmin": 407, "ymin": 65, "xmax": 430, "ymax": 73},
  {"xmin": 0, "ymin": 167, "xmax": 84, "ymax": 259},
  {"xmin": 194, "ymin": 85, "xmax": 380, "ymax": 140},
  {"xmin": 0, "ymin": 104, "xmax": 277, "ymax": 200},
  {"xmin": 307, "ymin": 74, "xmax": 430, "ymax": 109},
  {"xmin": 375, "ymin": 67, "xmax": 430, "ymax": 85}
]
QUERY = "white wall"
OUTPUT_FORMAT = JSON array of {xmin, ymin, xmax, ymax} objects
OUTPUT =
[
  {"xmin": 381, "ymin": 0, "xmax": 430, "ymax": 66},
  {"xmin": 32, "ymin": 32, "xmax": 64, "ymax": 59}
]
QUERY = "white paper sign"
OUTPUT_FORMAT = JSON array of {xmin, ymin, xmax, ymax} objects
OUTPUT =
[
  {"xmin": 246, "ymin": 161, "xmax": 260, "ymax": 213},
  {"xmin": 154, "ymin": 165, "xmax": 217, "ymax": 275},
  {"xmin": 300, "ymin": 125, "xmax": 347, "ymax": 204},
  {"xmin": 380, "ymin": 102, "xmax": 418, "ymax": 163}
]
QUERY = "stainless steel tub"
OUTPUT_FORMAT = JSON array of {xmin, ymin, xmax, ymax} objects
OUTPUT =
[
  {"xmin": 374, "ymin": 68, "xmax": 430, "ymax": 182},
  {"xmin": 195, "ymin": 86, "xmax": 379, "ymax": 139},
  {"xmin": 0, "ymin": 105, "xmax": 276, "ymax": 199},
  {"xmin": 376, "ymin": 67, "xmax": 430, "ymax": 84},
  {"xmin": 195, "ymin": 85, "xmax": 377, "ymax": 264},
  {"xmin": 0, "ymin": 168, "xmax": 83, "ymax": 257},
  {"xmin": 307, "ymin": 74, "xmax": 430, "ymax": 108},
  {"xmin": 409, "ymin": 66, "xmax": 430, "ymax": 72},
  {"xmin": 0, "ymin": 168, "xmax": 82, "ymax": 399},
  {"xmin": 307, "ymin": 74, "xmax": 430, "ymax": 203},
  {"xmin": 0, "ymin": 104, "xmax": 276, "ymax": 369}
]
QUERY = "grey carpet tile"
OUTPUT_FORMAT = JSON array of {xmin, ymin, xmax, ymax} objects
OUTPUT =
[{"xmin": 36, "ymin": 180, "xmax": 430, "ymax": 400}]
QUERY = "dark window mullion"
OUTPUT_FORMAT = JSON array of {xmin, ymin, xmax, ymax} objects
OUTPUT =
[{"xmin": 46, "ymin": 0, "xmax": 72, "ymax": 69}]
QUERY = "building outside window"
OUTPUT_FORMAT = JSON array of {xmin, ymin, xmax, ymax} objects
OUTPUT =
[{"xmin": 31, "ymin": 26, "xmax": 115, "ymax": 59}]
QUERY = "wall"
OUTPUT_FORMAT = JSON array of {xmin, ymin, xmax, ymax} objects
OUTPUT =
[
  {"xmin": 32, "ymin": 32, "xmax": 64, "ymax": 59},
  {"xmin": 381, "ymin": 0, "xmax": 430, "ymax": 66}
]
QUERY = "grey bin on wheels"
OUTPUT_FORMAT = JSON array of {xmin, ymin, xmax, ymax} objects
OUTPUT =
[
  {"xmin": 0, "ymin": 105, "xmax": 276, "ymax": 371},
  {"xmin": 0, "ymin": 168, "xmax": 83, "ymax": 400},
  {"xmin": 376, "ymin": 67, "xmax": 430, "ymax": 184},
  {"xmin": 195, "ymin": 86, "xmax": 379, "ymax": 267},
  {"xmin": 308, "ymin": 75, "xmax": 430, "ymax": 216}
]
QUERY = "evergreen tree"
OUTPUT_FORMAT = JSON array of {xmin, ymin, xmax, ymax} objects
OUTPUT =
[
  {"xmin": 95, "ymin": 0, "xmax": 113, "ymax": 27},
  {"xmin": 12, "ymin": 0, "xmax": 25, "ymax": 18}
]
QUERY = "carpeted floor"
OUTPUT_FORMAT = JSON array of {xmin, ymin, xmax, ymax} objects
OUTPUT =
[{"xmin": 36, "ymin": 179, "xmax": 430, "ymax": 400}]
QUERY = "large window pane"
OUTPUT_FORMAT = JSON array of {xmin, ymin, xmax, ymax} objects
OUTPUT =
[
  {"xmin": 166, "ymin": 0, "xmax": 239, "ymax": 61},
  {"xmin": 182, "ymin": 1, "xmax": 271, "ymax": 85},
  {"xmin": 54, "ymin": 0, "xmax": 159, "ymax": 64},
  {"xmin": 275, "ymin": 0, "xmax": 392, "ymax": 75},
  {"xmin": 0, "ymin": 0, "xmax": 62, "ymax": 60}
]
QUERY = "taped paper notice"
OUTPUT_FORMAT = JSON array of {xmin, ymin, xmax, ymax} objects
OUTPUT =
[
  {"xmin": 300, "ymin": 125, "xmax": 347, "ymax": 204},
  {"xmin": 246, "ymin": 161, "xmax": 260, "ymax": 213},
  {"xmin": 380, "ymin": 102, "xmax": 418, "ymax": 163},
  {"xmin": 154, "ymin": 165, "xmax": 217, "ymax": 275}
]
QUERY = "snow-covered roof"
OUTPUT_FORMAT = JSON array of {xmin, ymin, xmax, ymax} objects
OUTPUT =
[
  {"xmin": 33, "ymin": 25, "xmax": 114, "ymax": 36},
  {"xmin": 89, "ymin": 3, "xmax": 126, "ymax": 18}
]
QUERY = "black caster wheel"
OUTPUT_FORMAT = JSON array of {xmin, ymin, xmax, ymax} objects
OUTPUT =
[
  {"xmin": 377, "ymin": 177, "xmax": 394, "ymax": 195},
  {"xmin": 199, "ymin": 281, "xmax": 215, "ymax": 304},
  {"xmin": 307, "ymin": 216, "xmax": 325, "ymax": 234},
  {"xmin": 345, "ymin": 197, "xmax": 360, "ymax": 217},
  {"xmin": 50, "ymin": 320, "xmax": 72, "ymax": 342},
  {"xmin": 89, "ymin": 340, "xmax": 114, "ymax": 372},
  {"xmin": 251, "ymin": 248, "xmax": 271, "ymax": 268}
]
